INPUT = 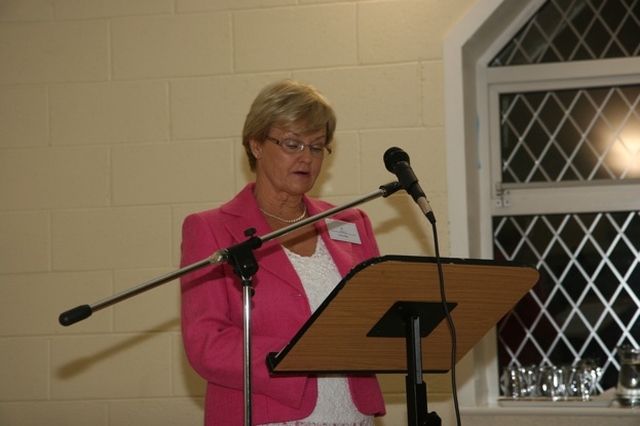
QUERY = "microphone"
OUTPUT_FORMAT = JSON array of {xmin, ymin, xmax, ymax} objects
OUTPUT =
[{"xmin": 384, "ymin": 147, "xmax": 435, "ymax": 224}]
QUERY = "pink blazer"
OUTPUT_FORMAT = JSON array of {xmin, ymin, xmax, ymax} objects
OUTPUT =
[{"xmin": 180, "ymin": 183, "xmax": 386, "ymax": 426}]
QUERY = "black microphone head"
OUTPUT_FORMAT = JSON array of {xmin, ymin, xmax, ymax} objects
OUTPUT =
[{"xmin": 383, "ymin": 147, "xmax": 410, "ymax": 173}]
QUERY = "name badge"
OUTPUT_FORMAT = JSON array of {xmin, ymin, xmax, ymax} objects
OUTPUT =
[{"xmin": 326, "ymin": 219, "xmax": 361, "ymax": 244}]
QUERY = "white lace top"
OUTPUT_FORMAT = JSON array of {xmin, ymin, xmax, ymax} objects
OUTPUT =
[{"xmin": 260, "ymin": 237, "xmax": 374, "ymax": 426}]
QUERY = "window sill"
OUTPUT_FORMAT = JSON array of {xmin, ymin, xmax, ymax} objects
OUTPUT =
[{"xmin": 462, "ymin": 401, "xmax": 640, "ymax": 417}]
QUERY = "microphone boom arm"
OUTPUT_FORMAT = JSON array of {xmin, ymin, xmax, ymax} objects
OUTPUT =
[{"xmin": 58, "ymin": 181, "xmax": 402, "ymax": 326}]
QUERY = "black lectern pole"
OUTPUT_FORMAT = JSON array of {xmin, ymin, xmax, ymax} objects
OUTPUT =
[{"xmin": 406, "ymin": 315, "xmax": 442, "ymax": 426}]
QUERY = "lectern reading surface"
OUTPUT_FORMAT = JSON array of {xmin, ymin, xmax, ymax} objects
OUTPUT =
[{"xmin": 268, "ymin": 255, "xmax": 539, "ymax": 374}]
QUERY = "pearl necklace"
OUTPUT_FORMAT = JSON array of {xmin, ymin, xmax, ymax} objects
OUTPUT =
[{"xmin": 260, "ymin": 204, "xmax": 307, "ymax": 223}]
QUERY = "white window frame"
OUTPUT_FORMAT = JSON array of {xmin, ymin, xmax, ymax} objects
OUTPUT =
[{"xmin": 486, "ymin": 60, "xmax": 640, "ymax": 217}]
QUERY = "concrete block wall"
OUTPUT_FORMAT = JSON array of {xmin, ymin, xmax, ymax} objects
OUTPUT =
[{"xmin": 0, "ymin": 1, "xmax": 475, "ymax": 424}]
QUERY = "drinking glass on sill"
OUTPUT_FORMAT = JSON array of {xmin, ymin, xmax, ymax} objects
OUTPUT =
[
  {"xmin": 537, "ymin": 365, "xmax": 567, "ymax": 401},
  {"xmin": 616, "ymin": 345, "xmax": 640, "ymax": 407},
  {"xmin": 501, "ymin": 365, "xmax": 529, "ymax": 399},
  {"xmin": 568, "ymin": 361, "xmax": 602, "ymax": 401},
  {"xmin": 520, "ymin": 364, "xmax": 539, "ymax": 397}
]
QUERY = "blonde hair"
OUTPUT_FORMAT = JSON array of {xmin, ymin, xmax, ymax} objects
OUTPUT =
[{"xmin": 242, "ymin": 79, "xmax": 336, "ymax": 171}]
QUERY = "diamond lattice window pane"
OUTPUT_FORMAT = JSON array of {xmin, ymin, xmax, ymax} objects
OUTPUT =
[
  {"xmin": 495, "ymin": 212, "xmax": 640, "ymax": 392},
  {"xmin": 490, "ymin": 0, "xmax": 640, "ymax": 66},
  {"xmin": 500, "ymin": 84, "xmax": 640, "ymax": 183}
]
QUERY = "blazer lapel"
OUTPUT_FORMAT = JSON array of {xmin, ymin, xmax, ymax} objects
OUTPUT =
[{"xmin": 220, "ymin": 184, "xmax": 305, "ymax": 293}]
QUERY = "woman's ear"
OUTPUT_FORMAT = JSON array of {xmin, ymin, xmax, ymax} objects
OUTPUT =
[{"xmin": 249, "ymin": 139, "xmax": 262, "ymax": 159}]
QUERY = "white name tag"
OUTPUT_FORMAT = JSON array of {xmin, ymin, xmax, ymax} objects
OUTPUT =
[{"xmin": 326, "ymin": 219, "xmax": 361, "ymax": 244}]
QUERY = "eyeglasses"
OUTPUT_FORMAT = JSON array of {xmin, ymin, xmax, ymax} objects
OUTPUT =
[{"xmin": 265, "ymin": 136, "xmax": 332, "ymax": 157}]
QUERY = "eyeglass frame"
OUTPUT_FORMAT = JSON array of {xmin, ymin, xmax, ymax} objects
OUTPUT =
[{"xmin": 265, "ymin": 135, "xmax": 332, "ymax": 157}]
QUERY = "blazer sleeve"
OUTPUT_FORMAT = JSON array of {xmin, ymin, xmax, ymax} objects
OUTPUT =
[{"xmin": 179, "ymin": 212, "xmax": 310, "ymax": 409}]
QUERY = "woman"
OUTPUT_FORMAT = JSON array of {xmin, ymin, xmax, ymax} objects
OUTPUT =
[{"xmin": 180, "ymin": 79, "xmax": 386, "ymax": 425}]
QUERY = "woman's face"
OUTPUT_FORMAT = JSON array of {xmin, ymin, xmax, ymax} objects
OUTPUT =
[{"xmin": 250, "ymin": 127, "xmax": 328, "ymax": 197}]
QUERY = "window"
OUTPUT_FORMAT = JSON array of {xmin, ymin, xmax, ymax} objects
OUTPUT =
[{"xmin": 488, "ymin": 0, "xmax": 640, "ymax": 394}]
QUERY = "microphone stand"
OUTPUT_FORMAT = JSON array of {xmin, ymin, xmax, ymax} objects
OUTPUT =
[{"xmin": 58, "ymin": 181, "xmax": 402, "ymax": 426}]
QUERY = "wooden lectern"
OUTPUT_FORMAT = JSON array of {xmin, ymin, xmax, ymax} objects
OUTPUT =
[{"xmin": 267, "ymin": 255, "xmax": 539, "ymax": 424}]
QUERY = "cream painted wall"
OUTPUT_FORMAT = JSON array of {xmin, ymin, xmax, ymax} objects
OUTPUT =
[{"xmin": 0, "ymin": 0, "xmax": 475, "ymax": 425}]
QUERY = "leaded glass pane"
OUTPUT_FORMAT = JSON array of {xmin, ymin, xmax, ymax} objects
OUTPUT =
[
  {"xmin": 491, "ymin": 0, "xmax": 640, "ymax": 66},
  {"xmin": 495, "ymin": 212, "xmax": 640, "ymax": 393},
  {"xmin": 500, "ymin": 84, "xmax": 640, "ymax": 183}
]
